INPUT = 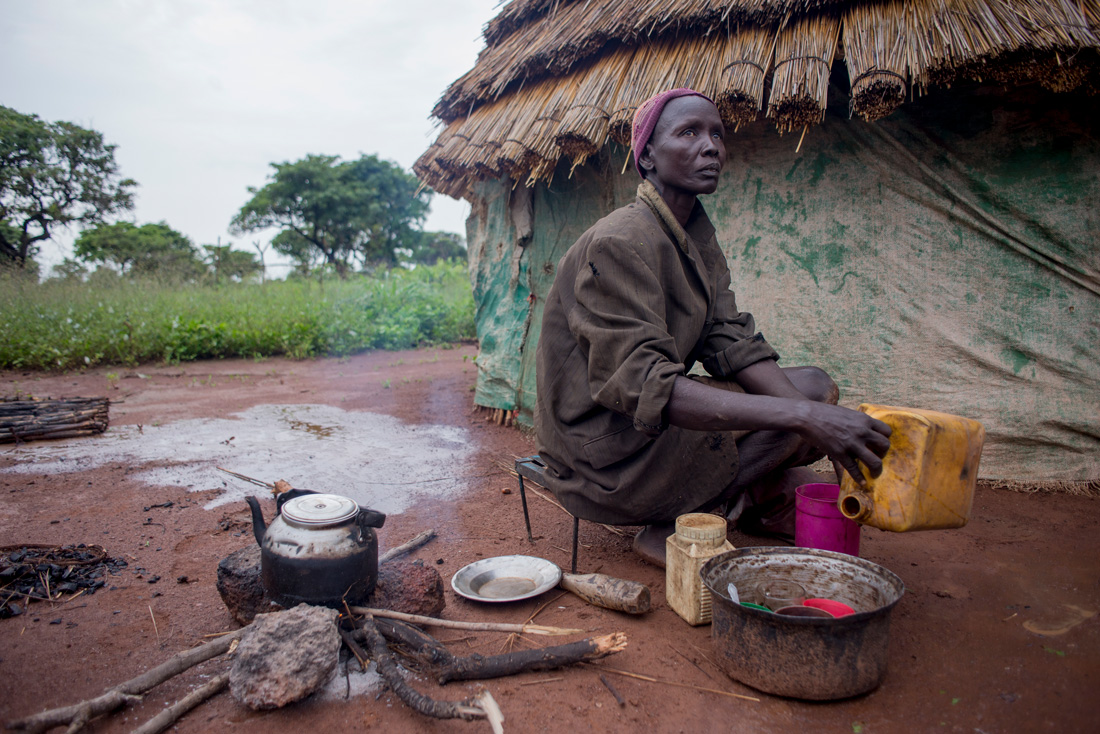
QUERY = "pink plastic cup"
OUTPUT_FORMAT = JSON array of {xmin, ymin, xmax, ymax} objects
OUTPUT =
[{"xmin": 795, "ymin": 483, "xmax": 860, "ymax": 557}]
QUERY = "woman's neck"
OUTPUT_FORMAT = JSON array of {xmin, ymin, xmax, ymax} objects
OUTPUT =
[{"xmin": 647, "ymin": 178, "xmax": 696, "ymax": 227}]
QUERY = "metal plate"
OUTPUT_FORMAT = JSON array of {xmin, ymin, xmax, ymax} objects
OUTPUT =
[{"xmin": 450, "ymin": 555, "xmax": 561, "ymax": 603}]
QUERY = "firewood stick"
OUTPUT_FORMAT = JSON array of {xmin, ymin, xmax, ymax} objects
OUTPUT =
[
  {"xmin": 356, "ymin": 616, "xmax": 492, "ymax": 723},
  {"xmin": 587, "ymin": 664, "xmax": 760, "ymax": 702},
  {"xmin": 379, "ymin": 530, "xmax": 436, "ymax": 563},
  {"xmin": 128, "ymin": 673, "xmax": 229, "ymax": 734},
  {"xmin": 367, "ymin": 619, "xmax": 627, "ymax": 685},
  {"xmin": 349, "ymin": 607, "xmax": 584, "ymax": 636},
  {"xmin": 373, "ymin": 618, "xmax": 453, "ymax": 667},
  {"xmin": 434, "ymin": 632, "xmax": 627, "ymax": 684},
  {"xmin": 475, "ymin": 690, "xmax": 505, "ymax": 734},
  {"xmin": 599, "ymin": 673, "xmax": 626, "ymax": 707},
  {"xmin": 337, "ymin": 627, "xmax": 370, "ymax": 670},
  {"xmin": 215, "ymin": 467, "xmax": 274, "ymax": 489},
  {"xmin": 6, "ymin": 628, "xmax": 246, "ymax": 734}
]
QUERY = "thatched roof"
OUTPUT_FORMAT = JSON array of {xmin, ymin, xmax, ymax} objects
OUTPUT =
[{"xmin": 416, "ymin": 0, "xmax": 1100, "ymax": 198}]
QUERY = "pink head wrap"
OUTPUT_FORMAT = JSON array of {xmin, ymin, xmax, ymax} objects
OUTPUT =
[{"xmin": 631, "ymin": 87, "xmax": 716, "ymax": 178}]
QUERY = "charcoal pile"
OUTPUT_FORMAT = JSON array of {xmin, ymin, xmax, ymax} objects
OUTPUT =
[{"xmin": 1, "ymin": 543, "xmax": 127, "ymax": 618}]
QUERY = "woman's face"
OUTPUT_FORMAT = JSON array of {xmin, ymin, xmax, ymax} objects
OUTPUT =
[{"xmin": 639, "ymin": 96, "xmax": 726, "ymax": 197}]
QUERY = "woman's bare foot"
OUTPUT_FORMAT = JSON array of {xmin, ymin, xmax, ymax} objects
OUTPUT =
[{"xmin": 632, "ymin": 523, "xmax": 675, "ymax": 568}]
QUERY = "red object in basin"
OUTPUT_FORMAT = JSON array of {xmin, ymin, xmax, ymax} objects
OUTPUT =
[{"xmin": 805, "ymin": 598, "xmax": 856, "ymax": 617}]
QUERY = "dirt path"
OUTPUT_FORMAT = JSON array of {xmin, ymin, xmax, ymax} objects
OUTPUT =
[{"xmin": 1, "ymin": 347, "xmax": 1097, "ymax": 733}]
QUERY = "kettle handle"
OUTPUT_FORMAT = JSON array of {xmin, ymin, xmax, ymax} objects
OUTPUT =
[{"xmin": 244, "ymin": 496, "xmax": 267, "ymax": 547}]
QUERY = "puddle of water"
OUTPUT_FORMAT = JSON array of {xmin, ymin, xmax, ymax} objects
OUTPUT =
[
  {"xmin": 281, "ymin": 410, "xmax": 338, "ymax": 439},
  {"xmin": 0, "ymin": 404, "xmax": 471, "ymax": 515}
]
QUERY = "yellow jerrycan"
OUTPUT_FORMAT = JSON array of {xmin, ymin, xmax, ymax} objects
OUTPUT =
[{"xmin": 838, "ymin": 404, "xmax": 985, "ymax": 532}]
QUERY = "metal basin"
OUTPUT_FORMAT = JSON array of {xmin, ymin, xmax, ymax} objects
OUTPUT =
[{"xmin": 701, "ymin": 547, "xmax": 905, "ymax": 700}]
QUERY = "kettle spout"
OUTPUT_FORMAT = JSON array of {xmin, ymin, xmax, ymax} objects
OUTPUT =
[{"xmin": 244, "ymin": 496, "xmax": 267, "ymax": 546}]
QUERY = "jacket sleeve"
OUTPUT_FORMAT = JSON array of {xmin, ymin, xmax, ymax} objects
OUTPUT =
[
  {"xmin": 698, "ymin": 258, "xmax": 780, "ymax": 378},
  {"xmin": 564, "ymin": 235, "xmax": 685, "ymax": 437}
]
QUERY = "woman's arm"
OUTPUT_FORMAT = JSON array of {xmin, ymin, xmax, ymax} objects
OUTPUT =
[{"xmin": 665, "ymin": 369, "xmax": 891, "ymax": 485}]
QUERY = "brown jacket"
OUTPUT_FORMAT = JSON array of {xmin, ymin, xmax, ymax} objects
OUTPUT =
[{"xmin": 534, "ymin": 182, "xmax": 779, "ymax": 525}]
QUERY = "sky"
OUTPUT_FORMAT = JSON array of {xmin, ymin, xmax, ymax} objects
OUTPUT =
[{"xmin": 1, "ymin": 0, "xmax": 501, "ymax": 274}]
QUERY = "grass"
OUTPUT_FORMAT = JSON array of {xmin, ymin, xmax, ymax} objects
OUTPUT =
[{"xmin": 0, "ymin": 260, "xmax": 475, "ymax": 370}]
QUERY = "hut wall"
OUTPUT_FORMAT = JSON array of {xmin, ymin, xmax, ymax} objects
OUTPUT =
[
  {"xmin": 464, "ymin": 83, "xmax": 1100, "ymax": 481},
  {"xmin": 466, "ymin": 178, "xmax": 529, "ymax": 412}
]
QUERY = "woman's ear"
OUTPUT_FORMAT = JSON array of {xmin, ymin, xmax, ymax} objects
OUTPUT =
[{"xmin": 638, "ymin": 144, "xmax": 655, "ymax": 177}]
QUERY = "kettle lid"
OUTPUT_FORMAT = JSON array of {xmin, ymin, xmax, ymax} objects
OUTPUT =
[{"xmin": 281, "ymin": 493, "xmax": 359, "ymax": 526}]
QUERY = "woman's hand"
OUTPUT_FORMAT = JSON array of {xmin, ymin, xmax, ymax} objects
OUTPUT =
[{"xmin": 796, "ymin": 402, "xmax": 892, "ymax": 487}]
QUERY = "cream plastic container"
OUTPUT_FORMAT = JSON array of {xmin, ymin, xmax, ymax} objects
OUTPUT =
[
  {"xmin": 666, "ymin": 513, "xmax": 735, "ymax": 625},
  {"xmin": 838, "ymin": 404, "xmax": 985, "ymax": 532}
]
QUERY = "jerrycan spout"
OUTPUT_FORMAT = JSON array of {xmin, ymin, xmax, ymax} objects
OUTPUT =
[{"xmin": 838, "ymin": 489, "xmax": 872, "ymax": 524}]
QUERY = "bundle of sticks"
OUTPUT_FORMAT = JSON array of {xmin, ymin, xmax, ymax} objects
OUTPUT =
[{"xmin": 1, "ymin": 397, "xmax": 110, "ymax": 444}]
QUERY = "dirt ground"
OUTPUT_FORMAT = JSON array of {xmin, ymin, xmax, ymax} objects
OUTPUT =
[{"xmin": 1, "ymin": 346, "xmax": 1097, "ymax": 733}]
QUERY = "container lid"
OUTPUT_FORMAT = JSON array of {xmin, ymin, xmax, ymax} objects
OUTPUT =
[
  {"xmin": 281, "ymin": 494, "xmax": 359, "ymax": 527},
  {"xmin": 675, "ymin": 513, "xmax": 727, "ymax": 542}
]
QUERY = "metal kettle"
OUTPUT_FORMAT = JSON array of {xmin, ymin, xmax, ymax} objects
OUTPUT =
[{"xmin": 245, "ymin": 492, "xmax": 386, "ymax": 607}]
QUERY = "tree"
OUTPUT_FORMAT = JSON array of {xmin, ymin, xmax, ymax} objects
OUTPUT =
[
  {"xmin": 230, "ymin": 153, "xmax": 430, "ymax": 276},
  {"xmin": 74, "ymin": 221, "xmax": 204, "ymax": 280},
  {"xmin": 203, "ymin": 243, "xmax": 261, "ymax": 283},
  {"xmin": 0, "ymin": 106, "xmax": 136, "ymax": 268},
  {"xmin": 404, "ymin": 230, "xmax": 466, "ymax": 265},
  {"xmin": 49, "ymin": 258, "xmax": 90, "ymax": 281}
]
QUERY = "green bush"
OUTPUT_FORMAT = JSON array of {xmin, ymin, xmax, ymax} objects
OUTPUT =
[{"xmin": 0, "ymin": 260, "xmax": 475, "ymax": 370}]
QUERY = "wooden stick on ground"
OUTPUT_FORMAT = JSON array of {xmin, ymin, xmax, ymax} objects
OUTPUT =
[
  {"xmin": 379, "ymin": 530, "xmax": 436, "ymax": 563},
  {"xmin": 215, "ymin": 467, "xmax": 273, "ymax": 489},
  {"xmin": 129, "ymin": 673, "xmax": 230, "ymax": 734},
  {"xmin": 369, "ymin": 618, "xmax": 627, "ymax": 685},
  {"xmin": 436, "ymin": 632, "xmax": 627, "ymax": 684},
  {"xmin": 354, "ymin": 616, "xmax": 496, "ymax": 724},
  {"xmin": 6, "ymin": 627, "xmax": 246, "ymax": 734},
  {"xmin": 599, "ymin": 673, "xmax": 627, "ymax": 707},
  {"xmin": 588, "ymin": 664, "xmax": 761, "ymax": 703},
  {"xmin": 349, "ymin": 607, "xmax": 584, "ymax": 636}
]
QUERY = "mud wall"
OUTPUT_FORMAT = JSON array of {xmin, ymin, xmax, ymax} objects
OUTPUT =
[{"xmin": 463, "ymin": 84, "xmax": 1100, "ymax": 481}]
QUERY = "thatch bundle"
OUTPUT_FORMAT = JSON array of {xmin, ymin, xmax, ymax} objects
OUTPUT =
[
  {"xmin": 767, "ymin": 14, "xmax": 840, "ymax": 134},
  {"xmin": 844, "ymin": 2, "xmax": 908, "ymax": 122},
  {"xmin": 416, "ymin": 0, "xmax": 1100, "ymax": 197},
  {"xmin": 715, "ymin": 24, "xmax": 779, "ymax": 129},
  {"xmin": 556, "ymin": 47, "xmax": 635, "ymax": 165}
]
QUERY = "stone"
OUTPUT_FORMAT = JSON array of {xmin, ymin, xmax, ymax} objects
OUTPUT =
[
  {"xmin": 216, "ymin": 546, "xmax": 444, "ymax": 623},
  {"xmin": 370, "ymin": 559, "xmax": 446, "ymax": 617},
  {"xmin": 229, "ymin": 604, "xmax": 341, "ymax": 710},
  {"xmin": 216, "ymin": 545, "xmax": 282, "ymax": 625}
]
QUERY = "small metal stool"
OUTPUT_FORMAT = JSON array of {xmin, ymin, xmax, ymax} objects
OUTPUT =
[{"xmin": 515, "ymin": 454, "xmax": 580, "ymax": 573}]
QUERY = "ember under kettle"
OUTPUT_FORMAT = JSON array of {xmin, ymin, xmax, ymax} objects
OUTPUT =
[{"xmin": 245, "ymin": 492, "xmax": 386, "ymax": 607}]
